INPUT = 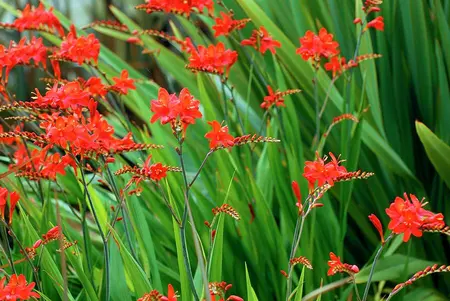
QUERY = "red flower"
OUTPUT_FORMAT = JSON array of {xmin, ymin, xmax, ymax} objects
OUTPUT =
[
  {"xmin": 303, "ymin": 152, "xmax": 348, "ymax": 190},
  {"xmin": 58, "ymin": 25, "xmax": 100, "ymax": 65},
  {"xmin": 292, "ymin": 181, "xmax": 302, "ymax": 213},
  {"xmin": 0, "ymin": 37, "xmax": 48, "ymax": 82},
  {"xmin": 111, "ymin": 70, "xmax": 136, "ymax": 95},
  {"xmin": 42, "ymin": 226, "xmax": 62, "ymax": 244},
  {"xmin": 14, "ymin": 3, "xmax": 64, "ymax": 36},
  {"xmin": 0, "ymin": 274, "xmax": 40, "ymax": 300},
  {"xmin": 150, "ymin": 88, "xmax": 202, "ymax": 129},
  {"xmin": 212, "ymin": 12, "xmax": 249, "ymax": 37},
  {"xmin": 205, "ymin": 121, "xmax": 235, "ymax": 149},
  {"xmin": 296, "ymin": 28, "xmax": 340, "ymax": 61},
  {"xmin": 366, "ymin": 16, "xmax": 384, "ymax": 31},
  {"xmin": 324, "ymin": 56, "xmax": 346, "ymax": 78},
  {"xmin": 136, "ymin": 0, "xmax": 214, "ymax": 16},
  {"xmin": 0, "ymin": 187, "xmax": 19, "ymax": 225},
  {"xmin": 261, "ymin": 86, "xmax": 301, "ymax": 109},
  {"xmin": 241, "ymin": 26, "xmax": 281, "ymax": 54},
  {"xmin": 187, "ymin": 42, "xmax": 238, "ymax": 77},
  {"xmin": 143, "ymin": 156, "xmax": 169, "ymax": 182},
  {"xmin": 84, "ymin": 77, "xmax": 108, "ymax": 97},
  {"xmin": 161, "ymin": 284, "xmax": 177, "ymax": 301},
  {"xmin": 385, "ymin": 193, "xmax": 445, "ymax": 242},
  {"xmin": 327, "ymin": 252, "xmax": 359, "ymax": 276},
  {"xmin": 368, "ymin": 214, "xmax": 385, "ymax": 244}
]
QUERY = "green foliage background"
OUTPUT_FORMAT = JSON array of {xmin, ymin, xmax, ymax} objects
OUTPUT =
[{"xmin": 0, "ymin": 0, "xmax": 449, "ymax": 300}]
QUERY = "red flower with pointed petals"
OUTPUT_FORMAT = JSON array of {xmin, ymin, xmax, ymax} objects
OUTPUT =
[
  {"xmin": 150, "ymin": 88, "xmax": 202, "ymax": 129},
  {"xmin": 14, "ymin": 3, "xmax": 64, "ymax": 36},
  {"xmin": 386, "ymin": 193, "xmax": 445, "ymax": 242},
  {"xmin": 58, "ymin": 25, "xmax": 100, "ymax": 65},
  {"xmin": 176, "ymin": 88, "xmax": 203, "ymax": 126},
  {"xmin": 160, "ymin": 284, "xmax": 177, "ymax": 301},
  {"xmin": 150, "ymin": 88, "xmax": 178, "ymax": 125},
  {"xmin": 368, "ymin": 214, "xmax": 385, "ymax": 244},
  {"xmin": 324, "ymin": 56, "xmax": 346, "ymax": 78},
  {"xmin": 303, "ymin": 152, "xmax": 347, "ymax": 190},
  {"xmin": 212, "ymin": 12, "xmax": 249, "ymax": 37},
  {"xmin": 0, "ymin": 274, "xmax": 40, "ymax": 300},
  {"xmin": 0, "ymin": 187, "xmax": 20, "ymax": 225},
  {"xmin": 241, "ymin": 26, "xmax": 281, "ymax": 54},
  {"xmin": 296, "ymin": 28, "xmax": 340, "ymax": 61},
  {"xmin": 187, "ymin": 42, "xmax": 238, "ymax": 77},
  {"xmin": 205, "ymin": 121, "xmax": 235, "ymax": 149},
  {"xmin": 366, "ymin": 16, "xmax": 384, "ymax": 31},
  {"xmin": 111, "ymin": 70, "xmax": 136, "ymax": 95},
  {"xmin": 327, "ymin": 252, "xmax": 359, "ymax": 276}
]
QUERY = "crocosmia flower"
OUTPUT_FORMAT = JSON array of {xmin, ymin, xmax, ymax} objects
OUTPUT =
[
  {"xmin": 296, "ymin": 28, "xmax": 340, "ymax": 61},
  {"xmin": 0, "ymin": 274, "xmax": 40, "ymax": 300},
  {"xmin": 204, "ymin": 120, "xmax": 235, "ymax": 149},
  {"xmin": 138, "ymin": 284, "xmax": 177, "ymax": 301},
  {"xmin": 366, "ymin": 16, "xmax": 384, "ymax": 31},
  {"xmin": 57, "ymin": 25, "xmax": 100, "ymax": 65},
  {"xmin": 0, "ymin": 187, "xmax": 19, "ymax": 225},
  {"xmin": 212, "ymin": 11, "xmax": 249, "ymax": 37},
  {"xmin": 150, "ymin": 88, "xmax": 202, "ymax": 129},
  {"xmin": 241, "ymin": 26, "xmax": 281, "ymax": 54},
  {"xmin": 14, "ymin": 2, "xmax": 64, "ymax": 36},
  {"xmin": 261, "ymin": 86, "xmax": 301, "ymax": 109},
  {"xmin": 111, "ymin": 70, "xmax": 136, "ymax": 95},
  {"xmin": 327, "ymin": 252, "xmax": 359, "ymax": 276},
  {"xmin": 187, "ymin": 42, "xmax": 238, "ymax": 77},
  {"xmin": 303, "ymin": 152, "xmax": 347, "ymax": 190},
  {"xmin": 324, "ymin": 56, "xmax": 346, "ymax": 78},
  {"xmin": 385, "ymin": 193, "xmax": 445, "ymax": 242}
]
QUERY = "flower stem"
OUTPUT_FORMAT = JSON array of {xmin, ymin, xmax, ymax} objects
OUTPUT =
[
  {"xmin": 362, "ymin": 234, "xmax": 393, "ymax": 301},
  {"xmin": 177, "ymin": 139, "xmax": 210, "ymax": 301},
  {"xmin": 79, "ymin": 164, "xmax": 110, "ymax": 301},
  {"xmin": 312, "ymin": 65, "xmax": 320, "ymax": 147}
]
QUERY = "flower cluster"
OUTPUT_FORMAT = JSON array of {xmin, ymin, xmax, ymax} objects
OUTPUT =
[
  {"xmin": 186, "ymin": 42, "xmax": 238, "ymax": 77},
  {"xmin": 136, "ymin": 0, "xmax": 214, "ymax": 17},
  {"xmin": 303, "ymin": 152, "xmax": 348, "ymax": 190},
  {"xmin": 327, "ymin": 252, "xmax": 359, "ymax": 276},
  {"xmin": 296, "ymin": 28, "xmax": 339, "ymax": 63},
  {"xmin": 212, "ymin": 12, "xmax": 250, "ymax": 37},
  {"xmin": 241, "ymin": 26, "xmax": 281, "ymax": 54},
  {"xmin": 0, "ymin": 187, "xmax": 19, "ymax": 225},
  {"xmin": 385, "ymin": 193, "xmax": 445, "ymax": 242},
  {"xmin": 12, "ymin": 145, "xmax": 76, "ymax": 181},
  {"xmin": 150, "ymin": 88, "xmax": 202, "ymax": 131},
  {"xmin": 54, "ymin": 25, "xmax": 100, "ymax": 65},
  {"xmin": 13, "ymin": 2, "xmax": 64, "ymax": 36},
  {"xmin": 0, "ymin": 274, "xmax": 40, "ymax": 300},
  {"xmin": 0, "ymin": 37, "xmax": 48, "ymax": 82}
]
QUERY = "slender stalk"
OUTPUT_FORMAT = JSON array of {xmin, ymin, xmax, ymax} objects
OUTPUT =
[
  {"xmin": 362, "ymin": 234, "xmax": 393, "ymax": 301},
  {"xmin": 103, "ymin": 162, "xmax": 138, "ymax": 260},
  {"xmin": 318, "ymin": 77, "xmax": 337, "ymax": 118},
  {"xmin": 79, "ymin": 164, "xmax": 110, "ymax": 301},
  {"xmin": 177, "ymin": 138, "xmax": 206, "ymax": 301},
  {"xmin": 352, "ymin": 276, "xmax": 362, "ymax": 301},
  {"xmin": 189, "ymin": 150, "xmax": 213, "ymax": 188},
  {"xmin": 312, "ymin": 65, "xmax": 320, "ymax": 147},
  {"xmin": 156, "ymin": 183, "xmax": 181, "ymax": 225}
]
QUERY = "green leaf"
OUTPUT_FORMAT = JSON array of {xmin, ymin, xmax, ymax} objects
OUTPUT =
[
  {"xmin": 108, "ymin": 227, "xmax": 152, "ymax": 297},
  {"xmin": 294, "ymin": 266, "xmax": 306, "ymax": 301},
  {"xmin": 245, "ymin": 263, "xmax": 259, "ymax": 301},
  {"xmin": 355, "ymin": 254, "xmax": 435, "ymax": 283},
  {"xmin": 416, "ymin": 121, "xmax": 450, "ymax": 189}
]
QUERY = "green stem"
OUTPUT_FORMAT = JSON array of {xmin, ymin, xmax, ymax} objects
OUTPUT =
[
  {"xmin": 362, "ymin": 234, "xmax": 393, "ymax": 301},
  {"xmin": 79, "ymin": 164, "xmax": 110, "ymax": 301},
  {"xmin": 177, "ymin": 139, "xmax": 208, "ymax": 301}
]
